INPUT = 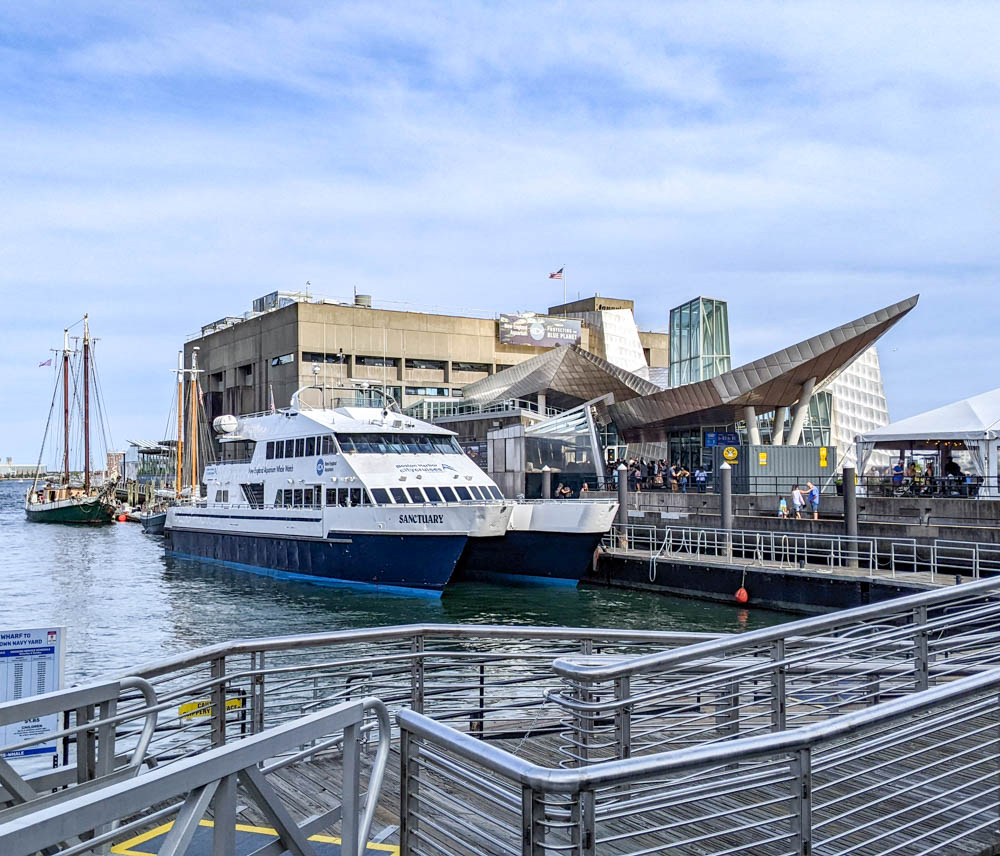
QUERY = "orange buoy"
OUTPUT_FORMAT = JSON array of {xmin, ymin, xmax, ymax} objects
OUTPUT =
[
  {"xmin": 117, "ymin": 513, "xmax": 128, "ymax": 523},
  {"xmin": 735, "ymin": 587, "xmax": 749, "ymax": 604}
]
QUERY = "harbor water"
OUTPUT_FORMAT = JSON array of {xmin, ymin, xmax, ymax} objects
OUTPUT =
[{"xmin": 0, "ymin": 480, "xmax": 792, "ymax": 682}]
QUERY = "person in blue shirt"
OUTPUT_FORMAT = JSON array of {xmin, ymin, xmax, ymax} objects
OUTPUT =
[
  {"xmin": 806, "ymin": 481, "xmax": 820, "ymax": 519},
  {"xmin": 892, "ymin": 460, "xmax": 904, "ymax": 484}
]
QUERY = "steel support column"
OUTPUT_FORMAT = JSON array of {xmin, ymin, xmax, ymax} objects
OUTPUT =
[
  {"xmin": 785, "ymin": 377, "xmax": 817, "ymax": 446},
  {"xmin": 743, "ymin": 406, "xmax": 762, "ymax": 446}
]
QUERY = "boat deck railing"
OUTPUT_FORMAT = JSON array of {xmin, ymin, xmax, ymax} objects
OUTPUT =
[{"xmin": 8, "ymin": 579, "xmax": 1000, "ymax": 853}]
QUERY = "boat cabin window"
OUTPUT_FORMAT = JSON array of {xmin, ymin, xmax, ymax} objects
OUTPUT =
[
  {"xmin": 284, "ymin": 439, "xmax": 295, "ymax": 458},
  {"xmin": 305, "ymin": 437, "xmax": 315, "ymax": 457},
  {"xmin": 371, "ymin": 488, "xmax": 391, "ymax": 505},
  {"xmin": 440, "ymin": 486, "xmax": 458, "ymax": 502},
  {"xmin": 455, "ymin": 486, "xmax": 472, "ymax": 501},
  {"xmin": 321, "ymin": 435, "xmax": 336, "ymax": 455},
  {"xmin": 214, "ymin": 489, "xmax": 229, "ymax": 503},
  {"xmin": 405, "ymin": 487, "xmax": 425, "ymax": 503},
  {"xmin": 293, "ymin": 489, "xmax": 303, "ymax": 506},
  {"xmin": 390, "ymin": 487, "xmax": 407, "ymax": 504},
  {"xmin": 487, "ymin": 486, "xmax": 504, "ymax": 500},
  {"xmin": 335, "ymin": 433, "xmax": 462, "ymax": 454},
  {"xmin": 351, "ymin": 488, "xmax": 366, "ymax": 506},
  {"xmin": 424, "ymin": 486, "xmax": 443, "ymax": 503},
  {"xmin": 295, "ymin": 438, "xmax": 305, "ymax": 457}
]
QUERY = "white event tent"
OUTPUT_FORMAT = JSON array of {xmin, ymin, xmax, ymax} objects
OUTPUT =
[{"xmin": 856, "ymin": 387, "xmax": 1000, "ymax": 497}]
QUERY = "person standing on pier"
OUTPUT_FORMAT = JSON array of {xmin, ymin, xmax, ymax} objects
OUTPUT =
[
  {"xmin": 791, "ymin": 485, "xmax": 805, "ymax": 519},
  {"xmin": 806, "ymin": 481, "xmax": 820, "ymax": 519}
]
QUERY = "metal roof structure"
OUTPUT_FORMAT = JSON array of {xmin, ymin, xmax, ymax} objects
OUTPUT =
[
  {"xmin": 610, "ymin": 295, "xmax": 919, "ymax": 442},
  {"xmin": 460, "ymin": 295, "xmax": 918, "ymax": 443},
  {"xmin": 461, "ymin": 345, "xmax": 662, "ymax": 409}
]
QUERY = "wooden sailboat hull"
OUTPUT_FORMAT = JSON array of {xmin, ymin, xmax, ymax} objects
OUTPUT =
[{"xmin": 25, "ymin": 495, "xmax": 117, "ymax": 525}]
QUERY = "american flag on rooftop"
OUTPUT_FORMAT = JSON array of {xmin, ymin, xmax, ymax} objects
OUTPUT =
[{"xmin": 549, "ymin": 267, "xmax": 564, "ymax": 280}]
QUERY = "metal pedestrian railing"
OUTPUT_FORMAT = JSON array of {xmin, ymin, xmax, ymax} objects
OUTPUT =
[
  {"xmin": 604, "ymin": 522, "xmax": 1000, "ymax": 581},
  {"xmin": 0, "ymin": 697, "xmax": 390, "ymax": 856},
  {"xmin": 398, "ymin": 667, "xmax": 1000, "ymax": 856},
  {"xmin": 9, "ymin": 588, "xmax": 1000, "ymax": 854},
  {"xmin": 545, "ymin": 574, "xmax": 1000, "ymax": 770}
]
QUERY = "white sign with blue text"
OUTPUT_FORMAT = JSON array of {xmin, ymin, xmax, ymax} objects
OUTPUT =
[{"xmin": 0, "ymin": 627, "xmax": 65, "ymax": 758}]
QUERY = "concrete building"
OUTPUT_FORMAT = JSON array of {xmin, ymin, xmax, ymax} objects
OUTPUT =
[{"xmin": 185, "ymin": 291, "xmax": 671, "ymax": 426}]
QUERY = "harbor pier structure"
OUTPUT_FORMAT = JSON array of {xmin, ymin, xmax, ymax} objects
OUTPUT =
[{"xmin": 7, "ymin": 577, "xmax": 1000, "ymax": 854}]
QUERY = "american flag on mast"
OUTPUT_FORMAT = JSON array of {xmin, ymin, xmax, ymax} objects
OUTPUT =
[{"xmin": 549, "ymin": 267, "xmax": 564, "ymax": 280}]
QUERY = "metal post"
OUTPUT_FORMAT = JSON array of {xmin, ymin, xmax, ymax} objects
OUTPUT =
[
  {"xmin": 616, "ymin": 463, "xmax": 628, "ymax": 527},
  {"xmin": 614, "ymin": 676, "xmax": 631, "ymax": 760},
  {"xmin": 210, "ymin": 657, "xmax": 227, "ymax": 748},
  {"xmin": 521, "ymin": 785, "xmax": 545, "ymax": 856},
  {"xmin": 914, "ymin": 605, "xmax": 930, "ymax": 691},
  {"xmin": 211, "ymin": 774, "xmax": 237, "ymax": 856},
  {"xmin": 720, "ymin": 462, "xmax": 733, "ymax": 561},
  {"xmin": 342, "ymin": 721, "xmax": 361, "ymax": 856},
  {"xmin": 399, "ymin": 730, "xmax": 418, "ymax": 856},
  {"xmin": 580, "ymin": 790, "xmax": 596, "ymax": 856},
  {"xmin": 542, "ymin": 466, "xmax": 552, "ymax": 499},
  {"xmin": 410, "ymin": 634, "xmax": 424, "ymax": 714},
  {"xmin": 790, "ymin": 748, "xmax": 812, "ymax": 856},
  {"xmin": 844, "ymin": 466, "xmax": 858, "ymax": 569},
  {"xmin": 770, "ymin": 639, "xmax": 786, "ymax": 732}
]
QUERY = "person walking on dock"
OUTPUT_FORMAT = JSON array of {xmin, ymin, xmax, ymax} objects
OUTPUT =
[
  {"xmin": 791, "ymin": 485, "xmax": 805, "ymax": 519},
  {"xmin": 806, "ymin": 481, "xmax": 820, "ymax": 519}
]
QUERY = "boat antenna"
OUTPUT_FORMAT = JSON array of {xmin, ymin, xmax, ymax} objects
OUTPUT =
[{"xmin": 62, "ymin": 327, "xmax": 70, "ymax": 485}]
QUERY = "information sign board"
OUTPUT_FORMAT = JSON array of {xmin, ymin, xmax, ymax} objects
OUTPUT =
[
  {"xmin": 704, "ymin": 432, "xmax": 740, "ymax": 447},
  {"xmin": 0, "ymin": 627, "xmax": 64, "ymax": 758},
  {"xmin": 498, "ymin": 313, "xmax": 582, "ymax": 347}
]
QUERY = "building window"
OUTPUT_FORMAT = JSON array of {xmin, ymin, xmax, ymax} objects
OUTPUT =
[
  {"xmin": 302, "ymin": 351, "xmax": 324, "ymax": 363},
  {"xmin": 405, "ymin": 386, "xmax": 450, "ymax": 397},
  {"xmin": 405, "ymin": 358, "xmax": 446, "ymax": 371},
  {"xmin": 452, "ymin": 361, "xmax": 490, "ymax": 373},
  {"xmin": 356, "ymin": 355, "xmax": 398, "ymax": 367},
  {"xmin": 271, "ymin": 353, "xmax": 294, "ymax": 366}
]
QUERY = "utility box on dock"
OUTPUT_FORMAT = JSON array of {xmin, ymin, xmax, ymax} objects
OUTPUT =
[{"xmin": 708, "ymin": 444, "xmax": 837, "ymax": 494}]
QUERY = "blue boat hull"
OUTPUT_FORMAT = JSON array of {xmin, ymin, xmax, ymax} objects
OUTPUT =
[
  {"xmin": 456, "ymin": 531, "xmax": 603, "ymax": 584},
  {"xmin": 164, "ymin": 528, "xmax": 464, "ymax": 593}
]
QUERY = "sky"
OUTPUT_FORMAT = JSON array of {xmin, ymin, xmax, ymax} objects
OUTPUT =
[{"xmin": 1, "ymin": 1, "xmax": 999, "ymax": 461}]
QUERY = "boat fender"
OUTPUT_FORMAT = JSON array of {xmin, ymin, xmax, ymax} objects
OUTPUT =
[
  {"xmin": 117, "ymin": 513, "xmax": 127, "ymax": 523},
  {"xmin": 735, "ymin": 586, "xmax": 749, "ymax": 604}
]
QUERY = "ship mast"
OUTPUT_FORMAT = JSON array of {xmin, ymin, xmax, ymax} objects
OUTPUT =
[
  {"xmin": 83, "ymin": 314, "xmax": 91, "ymax": 492},
  {"xmin": 189, "ymin": 347, "xmax": 200, "ymax": 498},
  {"xmin": 62, "ymin": 328, "xmax": 70, "ymax": 485},
  {"xmin": 176, "ymin": 351, "xmax": 184, "ymax": 498}
]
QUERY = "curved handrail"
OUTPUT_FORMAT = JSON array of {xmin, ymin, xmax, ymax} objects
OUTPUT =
[{"xmin": 358, "ymin": 698, "xmax": 390, "ymax": 856}]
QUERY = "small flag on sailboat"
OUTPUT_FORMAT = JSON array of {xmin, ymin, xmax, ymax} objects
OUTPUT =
[
  {"xmin": 549, "ymin": 267, "xmax": 564, "ymax": 280},
  {"xmin": 38, "ymin": 358, "xmax": 52, "ymax": 367}
]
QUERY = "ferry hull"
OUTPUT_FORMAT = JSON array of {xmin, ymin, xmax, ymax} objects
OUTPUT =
[
  {"xmin": 457, "ymin": 530, "xmax": 604, "ymax": 583},
  {"xmin": 164, "ymin": 528, "xmax": 464, "ymax": 593},
  {"xmin": 25, "ymin": 498, "xmax": 116, "ymax": 526}
]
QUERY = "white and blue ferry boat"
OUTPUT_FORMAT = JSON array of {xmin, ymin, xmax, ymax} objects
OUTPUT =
[{"xmin": 164, "ymin": 386, "xmax": 513, "ymax": 594}]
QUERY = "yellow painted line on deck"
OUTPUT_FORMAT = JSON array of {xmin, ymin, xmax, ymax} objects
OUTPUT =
[{"xmin": 111, "ymin": 818, "xmax": 398, "ymax": 855}]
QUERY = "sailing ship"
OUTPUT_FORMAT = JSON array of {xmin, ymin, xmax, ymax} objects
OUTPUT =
[
  {"xmin": 142, "ymin": 349, "xmax": 207, "ymax": 534},
  {"xmin": 25, "ymin": 316, "xmax": 117, "ymax": 525}
]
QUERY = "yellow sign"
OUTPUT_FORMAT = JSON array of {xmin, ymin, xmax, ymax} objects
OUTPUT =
[
  {"xmin": 722, "ymin": 446, "xmax": 739, "ymax": 462},
  {"xmin": 758, "ymin": 452, "xmax": 768, "ymax": 466},
  {"xmin": 819, "ymin": 446, "xmax": 828, "ymax": 468},
  {"xmin": 178, "ymin": 697, "xmax": 244, "ymax": 720}
]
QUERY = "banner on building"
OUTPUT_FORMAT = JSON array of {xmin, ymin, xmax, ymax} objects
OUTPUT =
[{"xmin": 499, "ymin": 313, "xmax": 582, "ymax": 347}]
